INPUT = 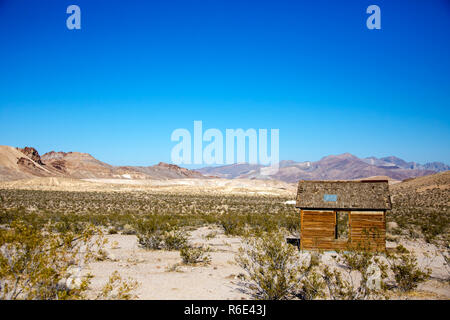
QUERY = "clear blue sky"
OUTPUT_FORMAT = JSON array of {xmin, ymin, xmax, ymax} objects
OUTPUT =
[{"xmin": 0, "ymin": 0, "xmax": 449, "ymax": 167}]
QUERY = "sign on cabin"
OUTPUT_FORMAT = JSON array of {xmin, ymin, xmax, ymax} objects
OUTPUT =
[{"xmin": 323, "ymin": 194, "xmax": 337, "ymax": 202}]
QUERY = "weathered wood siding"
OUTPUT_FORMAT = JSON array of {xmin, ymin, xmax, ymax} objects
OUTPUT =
[
  {"xmin": 349, "ymin": 211, "xmax": 386, "ymax": 251},
  {"xmin": 300, "ymin": 210, "xmax": 347, "ymax": 250},
  {"xmin": 300, "ymin": 210, "xmax": 386, "ymax": 251}
]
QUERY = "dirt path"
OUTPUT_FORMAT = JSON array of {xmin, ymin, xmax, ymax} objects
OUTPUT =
[{"xmin": 84, "ymin": 226, "xmax": 250, "ymax": 300}]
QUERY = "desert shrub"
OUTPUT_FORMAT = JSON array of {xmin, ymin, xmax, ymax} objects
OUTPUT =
[
  {"xmin": 219, "ymin": 214, "xmax": 244, "ymax": 236},
  {"xmin": 324, "ymin": 247, "xmax": 389, "ymax": 300},
  {"xmin": 387, "ymin": 245, "xmax": 431, "ymax": 292},
  {"xmin": 389, "ymin": 207, "xmax": 449, "ymax": 245},
  {"xmin": 0, "ymin": 220, "xmax": 102, "ymax": 300},
  {"xmin": 235, "ymin": 231, "xmax": 304, "ymax": 300},
  {"xmin": 244, "ymin": 214, "xmax": 278, "ymax": 235},
  {"xmin": 236, "ymin": 232, "xmax": 394, "ymax": 300},
  {"xmin": 121, "ymin": 224, "xmax": 136, "ymax": 235},
  {"xmin": 0, "ymin": 219, "xmax": 140, "ymax": 300},
  {"xmin": 419, "ymin": 211, "xmax": 448, "ymax": 243},
  {"xmin": 135, "ymin": 219, "xmax": 187, "ymax": 251},
  {"xmin": 180, "ymin": 245, "xmax": 211, "ymax": 265},
  {"xmin": 296, "ymin": 252, "xmax": 326, "ymax": 300},
  {"xmin": 96, "ymin": 271, "xmax": 139, "ymax": 300},
  {"xmin": 163, "ymin": 229, "xmax": 188, "ymax": 250},
  {"xmin": 282, "ymin": 215, "xmax": 301, "ymax": 236},
  {"xmin": 135, "ymin": 218, "xmax": 165, "ymax": 250},
  {"xmin": 137, "ymin": 231, "xmax": 164, "ymax": 250}
]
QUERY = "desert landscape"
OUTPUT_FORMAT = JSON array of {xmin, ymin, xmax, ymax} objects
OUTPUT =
[{"xmin": 0, "ymin": 146, "xmax": 449, "ymax": 300}]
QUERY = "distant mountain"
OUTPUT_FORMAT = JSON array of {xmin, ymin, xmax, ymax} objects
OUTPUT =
[
  {"xmin": 422, "ymin": 162, "xmax": 450, "ymax": 172},
  {"xmin": 0, "ymin": 146, "xmax": 205, "ymax": 181},
  {"xmin": 197, "ymin": 163, "xmax": 264, "ymax": 179},
  {"xmin": 197, "ymin": 153, "xmax": 447, "ymax": 183},
  {"xmin": 364, "ymin": 156, "xmax": 450, "ymax": 172},
  {"xmin": 1, "ymin": 145, "xmax": 447, "ymax": 183}
]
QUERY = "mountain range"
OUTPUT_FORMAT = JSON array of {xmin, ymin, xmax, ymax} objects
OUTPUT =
[
  {"xmin": 197, "ymin": 153, "xmax": 450, "ymax": 183},
  {"xmin": 0, "ymin": 146, "xmax": 204, "ymax": 182},
  {"xmin": 0, "ymin": 145, "xmax": 448, "ymax": 183}
]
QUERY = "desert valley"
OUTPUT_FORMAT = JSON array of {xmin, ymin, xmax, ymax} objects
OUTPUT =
[{"xmin": 0, "ymin": 145, "xmax": 449, "ymax": 300}]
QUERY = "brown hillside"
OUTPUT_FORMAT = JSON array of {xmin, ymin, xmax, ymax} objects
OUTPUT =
[{"xmin": 0, "ymin": 146, "xmax": 206, "ymax": 181}]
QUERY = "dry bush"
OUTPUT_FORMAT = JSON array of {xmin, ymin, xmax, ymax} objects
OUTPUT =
[
  {"xmin": 386, "ymin": 245, "xmax": 431, "ymax": 292},
  {"xmin": 236, "ymin": 232, "xmax": 397, "ymax": 300},
  {"xmin": 0, "ymin": 220, "xmax": 102, "ymax": 299},
  {"xmin": 0, "ymin": 219, "xmax": 139, "ymax": 300},
  {"xmin": 135, "ymin": 219, "xmax": 187, "ymax": 251},
  {"xmin": 180, "ymin": 245, "xmax": 211, "ymax": 265},
  {"xmin": 96, "ymin": 271, "xmax": 139, "ymax": 300},
  {"xmin": 219, "ymin": 214, "xmax": 244, "ymax": 236},
  {"xmin": 236, "ymin": 231, "xmax": 305, "ymax": 300},
  {"xmin": 320, "ymin": 248, "xmax": 390, "ymax": 300}
]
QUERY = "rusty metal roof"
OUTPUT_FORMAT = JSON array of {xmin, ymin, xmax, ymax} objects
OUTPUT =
[{"xmin": 295, "ymin": 180, "xmax": 392, "ymax": 210}]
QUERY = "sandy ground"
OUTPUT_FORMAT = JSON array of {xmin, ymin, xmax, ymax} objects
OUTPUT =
[
  {"xmin": 0, "ymin": 177, "xmax": 296, "ymax": 197},
  {"xmin": 1, "ymin": 176, "xmax": 448, "ymax": 299},
  {"xmin": 84, "ymin": 226, "xmax": 250, "ymax": 300},
  {"xmin": 80, "ymin": 226, "xmax": 450, "ymax": 300}
]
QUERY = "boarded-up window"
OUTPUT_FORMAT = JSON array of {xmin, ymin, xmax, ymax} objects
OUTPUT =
[{"xmin": 336, "ymin": 212, "xmax": 349, "ymax": 240}]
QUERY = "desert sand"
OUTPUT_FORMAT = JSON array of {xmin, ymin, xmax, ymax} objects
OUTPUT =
[{"xmin": 1, "ymin": 176, "xmax": 448, "ymax": 300}]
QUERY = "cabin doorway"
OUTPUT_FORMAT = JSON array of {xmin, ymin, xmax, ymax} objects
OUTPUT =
[{"xmin": 335, "ymin": 211, "xmax": 349, "ymax": 240}]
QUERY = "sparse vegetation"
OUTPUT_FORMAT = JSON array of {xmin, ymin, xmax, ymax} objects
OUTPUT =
[
  {"xmin": 180, "ymin": 245, "xmax": 211, "ymax": 265},
  {"xmin": 236, "ymin": 231, "xmax": 304, "ymax": 300},
  {"xmin": 0, "ymin": 219, "xmax": 138, "ymax": 300},
  {"xmin": 96, "ymin": 271, "xmax": 139, "ymax": 300},
  {"xmin": 387, "ymin": 245, "xmax": 431, "ymax": 292},
  {"xmin": 0, "ymin": 189, "xmax": 299, "ymax": 240},
  {"xmin": 0, "ymin": 185, "xmax": 445, "ymax": 300},
  {"xmin": 389, "ymin": 177, "xmax": 449, "ymax": 245}
]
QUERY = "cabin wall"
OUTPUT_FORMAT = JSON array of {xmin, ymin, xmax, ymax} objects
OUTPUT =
[
  {"xmin": 300, "ymin": 210, "xmax": 386, "ymax": 251},
  {"xmin": 349, "ymin": 211, "xmax": 386, "ymax": 251},
  {"xmin": 300, "ymin": 210, "xmax": 348, "ymax": 250}
]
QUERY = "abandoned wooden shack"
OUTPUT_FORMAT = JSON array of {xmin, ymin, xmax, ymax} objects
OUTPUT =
[{"xmin": 295, "ymin": 180, "xmax": 392, "ymax": 251}]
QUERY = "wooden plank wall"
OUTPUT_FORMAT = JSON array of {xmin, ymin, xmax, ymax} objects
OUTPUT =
[
  {"xmin": 349, "ymin": 211, "xmax": 386, "ymax": 251},
  {"xmin": 300, "ymin": 210, "xmax": 386, "ymax": 251},
  {"xmin": 300, "ymin": 210, "xmax": 347, "ymax": 250}
]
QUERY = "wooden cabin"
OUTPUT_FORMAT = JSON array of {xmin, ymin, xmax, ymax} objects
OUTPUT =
[{"xmin": 295, "ymin": 180, "xmax": 392, "ymax": 251}]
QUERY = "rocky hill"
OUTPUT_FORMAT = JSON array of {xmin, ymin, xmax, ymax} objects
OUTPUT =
[
  {"xmin": 390, "ymin": 171, "xmax": 450, "ymax": 211},
  {"xmin": 0, "ymin": 146, "xmax": 205, "ymax": 181}
]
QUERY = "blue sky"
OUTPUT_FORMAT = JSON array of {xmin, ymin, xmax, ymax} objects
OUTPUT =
[{"xmin": 0, "ymin": 0, "xmax": 449, "ymax": 167}]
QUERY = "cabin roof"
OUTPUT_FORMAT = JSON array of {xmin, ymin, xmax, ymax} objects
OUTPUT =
[{"xmin": 295, "ymin": 180, "xmax": 392, "ymax": 210}]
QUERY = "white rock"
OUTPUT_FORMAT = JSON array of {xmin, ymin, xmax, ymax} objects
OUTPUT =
[
  {"xmin": 387, "ymin": 221, "xmax": 398, "ymax": 230},
  {"xmin": 107, "ymin": 253, "xmax": 117, "ymax": 261},
  {"xmin": 366, "ymin": 263, "xmax": 382, "ymax": 291},
  {"xmin": 66, "ymin": 276, "xmax": 83, "ymax": 290}
]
